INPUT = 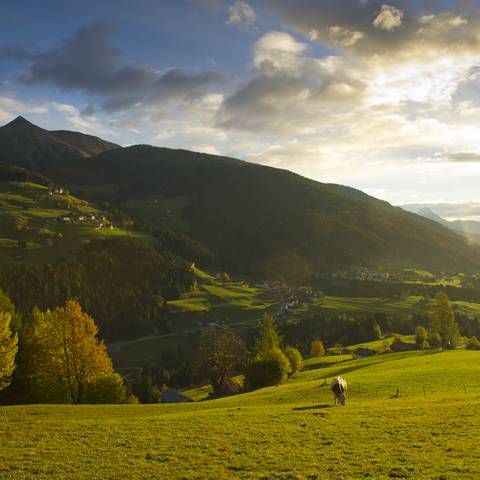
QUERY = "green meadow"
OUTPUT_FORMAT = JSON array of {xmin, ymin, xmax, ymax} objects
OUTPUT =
[
  {"xmin": 3, "ymin": 349, "xmax": 480, "ymax": 480},
  {"xmin": 293, "ymin": 295, "xmax": 480, "ymax": 319},
  {"xmin": 110, "ymin": 270, "xmax": 277, "ymax": 368},
  {"xmin": 0, "ymin": 181, "xmax": 151, "ymax": 264},
  {"xmin": 111, "ymin": 269, "xmax": 480, "ymax": 370}
]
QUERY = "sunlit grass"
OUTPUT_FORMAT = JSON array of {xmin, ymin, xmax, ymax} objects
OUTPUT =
[{"xmin": 3, "ymin": 350, "xmax": 480, "ymax": 479}]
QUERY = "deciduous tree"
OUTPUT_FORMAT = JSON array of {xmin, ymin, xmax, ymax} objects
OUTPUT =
[
  {"xmin": 415, "ymin": 325, "xmax": 428, "ymax": 346},
  {"xmin": 429, "ymin": 292, "xmax": 459, "ymax": 348},
  {"xmin": 11, "ymin": 300, "xmax": 125, "ymax": 404},
  {"xmin": 310, "ymin": 339, "xmax": 325, "ymax": 357},
  {"xmin": 193, "ymin": 327, "xmax": 246, "ymax": 394},
  {"xmin": 0, "ymin": 312, "xmax": 18, "ymax": 392},
  {"xmin": 284, "ymin": 346, "xmax": 303, "ymax": 376}
]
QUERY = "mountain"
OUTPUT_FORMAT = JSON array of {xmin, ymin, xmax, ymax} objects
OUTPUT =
[
  {"xmin": 0, "ymin": 116, "xmax": 119, "ymax": 171},
  {"xmin": 407, "ymin": 206, "xmax": 480, "ymax": 244},
  {"xmin": 1, "ymin": 116, "xmax": 479, "ymax": 278},
  {"xmin": 51, "ymin": 144, "xmax": 480, "ymax": 277},
  {"xmin": 416, "ymin": 207, "xmax": 451, "ymax": 227}
]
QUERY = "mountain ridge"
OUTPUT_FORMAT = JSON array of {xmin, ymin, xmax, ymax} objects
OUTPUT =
[
  {"xmin": 406, "ymin": 205, "xmax": 480, "ymax": 243},
  {"xmin": 1, "ymin": 117, "xmax": 479, "ymax": 276}
]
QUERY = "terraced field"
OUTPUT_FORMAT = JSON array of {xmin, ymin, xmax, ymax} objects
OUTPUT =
[{"xmin": 293, "ymin": 295, "xmax": 480, "ymax": 319}]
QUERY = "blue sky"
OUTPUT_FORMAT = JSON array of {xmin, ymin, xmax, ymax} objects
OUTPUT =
[{"xmin": 2, "ymin": 0, "xmax": 480, "ymax": 212}]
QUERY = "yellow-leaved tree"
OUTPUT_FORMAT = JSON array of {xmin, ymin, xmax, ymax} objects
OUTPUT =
[
  {"xmin": 19, "ymin": 300, "xmax": 125, "ymax": 404},
  {"xmin": 0, "ymin": 311, "xmax": 18, "ymax": 392}
]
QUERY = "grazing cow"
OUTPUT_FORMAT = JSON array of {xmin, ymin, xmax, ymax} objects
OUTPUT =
[{"xmin": 331, "ymin": 377, "xmax": 347, "ymax": 406}]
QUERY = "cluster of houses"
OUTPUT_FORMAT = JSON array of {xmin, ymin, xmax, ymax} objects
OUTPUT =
[
  {"xmin": 48, "ymin": 186, "xmax": 68, "ymax": 195},
  {"xmin": 275, "ymin": 287, "xmax": 318, "ymax": 318},
  {"xmin": 328, "ymin": 267, "xmax": 392, "ymax": 282},
  {"xmin": 58, "ymin": 212, "xmax": 117, "ymax": 230},
  {"xmin": 325, "ymin": 267, "xmax": 463, "ymax": 285}
]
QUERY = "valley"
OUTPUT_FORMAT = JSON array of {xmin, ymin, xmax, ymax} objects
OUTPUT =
[{"xmin": 3, "ymin": 3, "xmax": 480, "ymax": 479}]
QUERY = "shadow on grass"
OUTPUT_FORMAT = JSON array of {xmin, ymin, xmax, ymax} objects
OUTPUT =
[
  {"xmin": 322, "ymin": 350, "xmax": 427, "ymax": 378},
  {"xmin": 292, "ymin": 404, "xmax": 332, "ymax": 411},
  {"xmin": 302, "ymin": 359, "xmax": 353, "ymax": 372}
]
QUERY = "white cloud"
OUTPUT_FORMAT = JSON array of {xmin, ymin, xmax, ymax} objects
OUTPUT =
[
  {"xmin": 50, "ymin": 102, "xmax": 112, "ymax": 136},
  {"xmin": 308, "ymin": 29, "xmax": 319, "ymax": 41},
  {"xmin": 373, "ymin": 5, "xmax": 404, "ymax": 32},
  {"xmin": 254, "ymin": 31, "xmax": 307, "ymax": 69},
  {"xmin": 226, "ymin": 1, "xmax": 256, "ymax": 30},
  {"xmin": 327, "ymin": 26, "xmax": 366, "ymax": 47}
]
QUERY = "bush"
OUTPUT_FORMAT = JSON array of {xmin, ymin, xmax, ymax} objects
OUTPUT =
[
  {"xmin": 129, "ymin": 373, "xmax": 161, "ymax": 403},
  {"xmin": 310, "ymin": 339, "xmax": 325, "ymax": 357},
  {"xmin": 245, "ymin": 349, "xmax": 291, "ymax": 389},
  {"xmin": 284, "ymin": 346, "xmax": 303, "ymax": 376},
  {"xmin": 415, "ymin": 325, "xmax": 428, "ymax": 346},
  {"xmin": 83, "ymin": 373, "xmax": 126, "ymax": 404},
  {"xmin": 466, "ymin": 336, "xmax": 480, "ymax": 350}
]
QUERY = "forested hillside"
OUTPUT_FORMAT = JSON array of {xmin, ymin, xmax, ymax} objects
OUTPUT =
[{"xmin": 52, "ymin": 144, "xmax": 480, "ymax": 278}]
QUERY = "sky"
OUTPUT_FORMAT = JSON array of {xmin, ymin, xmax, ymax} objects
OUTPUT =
[{"xmin": 2, "ymin": 0, "xmax": 480, "ymax": 212}]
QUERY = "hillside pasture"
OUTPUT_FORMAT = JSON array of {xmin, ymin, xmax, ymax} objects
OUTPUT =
[
  {"xmin": 2, "ymin": 350, "xmax": 480, "ymax": 479},
  {"xmin": 0, "ymin": 180, "xmax": 152, "ymax": 264},
  {"xmin": 293, "ymin": 294, "xmax": 480, "ymax": 322}
]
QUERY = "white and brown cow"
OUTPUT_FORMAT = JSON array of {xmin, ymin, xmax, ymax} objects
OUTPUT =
[{"xmin": 331, "ymin": 376, "xmax": 347, "ymax": 406}]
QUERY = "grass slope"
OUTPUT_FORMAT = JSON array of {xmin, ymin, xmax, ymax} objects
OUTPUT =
[
  {"xmin": 110, "ymin": 268, "xmax": 277, "ymax": 368},
  {"xmin": 292, "ymin": 295, "xmax": 480, "ymax": 320},
  {"xmin": 3, "ymin": 350, "xmax": 480, "ymax": 479},
  {"xmin": 0, "ymin": 180, "xmax": 149, "ymax": 264}
]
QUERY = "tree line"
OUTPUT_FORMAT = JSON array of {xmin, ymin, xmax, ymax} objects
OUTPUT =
[{"xmin": 0, "ymin": 238, "xmax": 196, "ymax": 341}]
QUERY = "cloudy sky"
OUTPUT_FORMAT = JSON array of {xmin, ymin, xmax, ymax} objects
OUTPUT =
[{"xmin": 2, "ymin": 0, "xmax": 480, "ymax": 209}]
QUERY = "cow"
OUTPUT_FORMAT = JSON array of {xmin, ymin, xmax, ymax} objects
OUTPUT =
[{"xmin": 331, "ymin": 377, "xmax": 347, "ymax": 406}]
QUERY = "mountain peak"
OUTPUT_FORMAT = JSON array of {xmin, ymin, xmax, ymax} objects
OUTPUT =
[
  {"xmin": 2, "ymin": 115, "xmax": 38, "ymax": 131},
  {"xmin": 417, "ymin": 207, "xmax": 450, "ymax": 226}
]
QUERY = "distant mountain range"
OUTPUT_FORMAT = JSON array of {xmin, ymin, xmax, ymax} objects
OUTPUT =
[
  {"xmin": 402, "ymin": 205, "xmax": 480, "ymax": 243},
  {"xmin": 1, "ymin": 115, "xmax": 480, "ymax": 277}
]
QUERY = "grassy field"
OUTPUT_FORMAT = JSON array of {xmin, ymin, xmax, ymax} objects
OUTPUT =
[
  {"xmin": 110, "ymin": 270, "xmax": 278, "ymax": 368},
  {"xmin": 111, "ymin": 277, "xmax": 480, "ymax": 370},
  {"xmin": 3, "ymin": 349, "xmax": 480, "ymax": 479},
  {"xmin": 293, "ymin": 294, "xmax": 480, "ymax": 320}
]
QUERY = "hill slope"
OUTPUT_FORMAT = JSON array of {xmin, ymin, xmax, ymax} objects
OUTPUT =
[
  {"xmin": 2, "ymin": 350, "xmax": 480, "ymax": 479},
  {"xmin": 1, "ymin": 117, "xmax": 479, "ymax": 277},
  {"xmin": 56, "ymin": 145, "xmax": 480, "ymax": 277},
  {"xmin": 0, "ymin": 116, "xmax": 119, "ymax": 170}
]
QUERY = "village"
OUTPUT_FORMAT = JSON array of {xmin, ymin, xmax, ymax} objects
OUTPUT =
[
  {"xmin": 323, "ymin": 266, "xmax": 472, "ymax": 286},
  {"xmin": 50, "ymin": 185, "xmax": 119, "ymax": 230}
]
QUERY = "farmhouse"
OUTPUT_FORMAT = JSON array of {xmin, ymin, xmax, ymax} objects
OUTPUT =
[
  {"xmin": 390, "ymin": 338, "xmax": 417, "ymax": 352},
  {"xmin": 160, "ymin": 388, "xmax": 193, "ymax": 404},
  {"xmin": 355, "ymin": 347, "xmax": 376, "ymax": 358}
]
